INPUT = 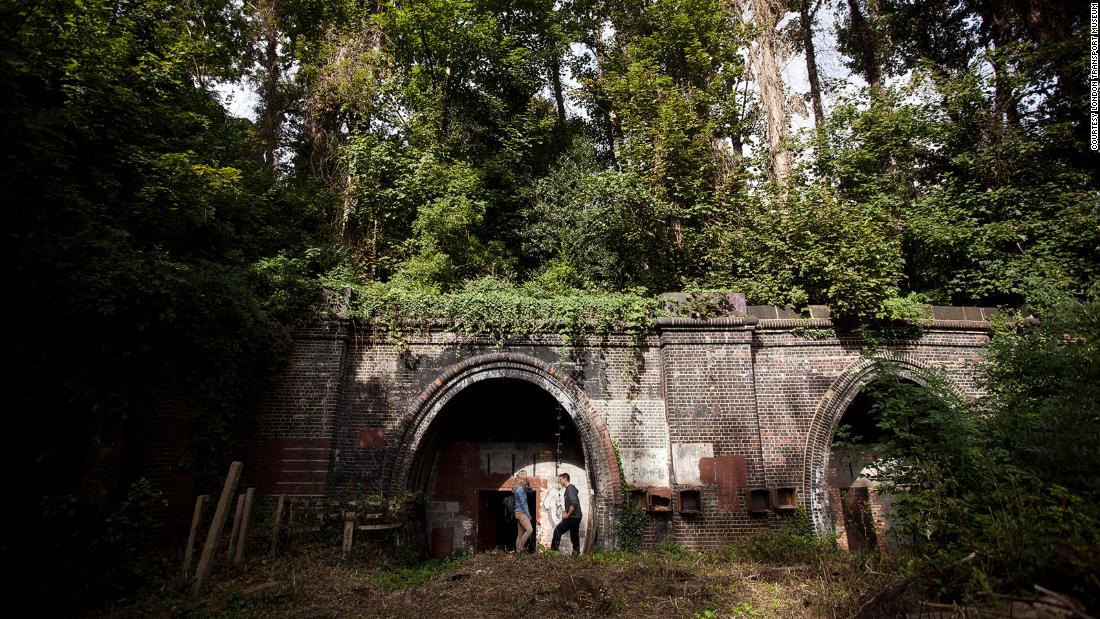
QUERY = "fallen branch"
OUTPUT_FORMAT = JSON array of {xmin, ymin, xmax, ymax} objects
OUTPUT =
[
  {"xmin": 849, "ymin": 552, "xmax": 977, "ymax": 619},
  {"xmin": 242, "ymin": 581, "xmax": 279, "ymax": 595},
  {"xmin": 1033, "ymin": 585, "xmax": 1095, "ymax": 619}
]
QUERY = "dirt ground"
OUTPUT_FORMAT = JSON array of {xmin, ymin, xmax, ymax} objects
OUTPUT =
[{"xmin": 95, "ymin": 542, "xmax": 887, "ymax": 618}]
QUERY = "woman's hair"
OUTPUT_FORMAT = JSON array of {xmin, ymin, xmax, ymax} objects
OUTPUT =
[{"xmin": 514, "ymin": 469, "xmax": 529, "ymax": 489}]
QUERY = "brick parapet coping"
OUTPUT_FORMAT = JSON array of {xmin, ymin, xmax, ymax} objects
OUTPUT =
[
  {"xmin": 756, "ymin": 318, "xmax": 991, "ymax": 331},
  {"xmin": 313, "ymin": 315, "xmax": 993, "ymax": 337}
]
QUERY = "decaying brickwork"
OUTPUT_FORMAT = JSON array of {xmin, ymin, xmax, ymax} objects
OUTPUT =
[{"xmin": 255, "ymin": 306, "xmax": 993, "ymax": 555}]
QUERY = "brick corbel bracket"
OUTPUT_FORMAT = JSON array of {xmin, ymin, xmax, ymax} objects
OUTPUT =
[{"xmin": 385, "ymin": 351, "xmax": 617, "ymax": 551}]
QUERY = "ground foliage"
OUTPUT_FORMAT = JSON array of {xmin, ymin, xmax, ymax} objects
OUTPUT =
[
  {"xmin": 98, "ymin": 532, "xmax": 879, "ymax": 618},
  {"xmin": 2, "ymin": 0, "xmax": 1096, "ymax": 612}
]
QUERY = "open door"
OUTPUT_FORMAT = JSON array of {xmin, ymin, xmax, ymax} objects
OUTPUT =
[
  {"xmin": 841, "ymin": 487, "xmax": 878, "ymax": 551},
  {"xmin": 476, "ymin": 489, "xmax": 536, "ymax": 551}
]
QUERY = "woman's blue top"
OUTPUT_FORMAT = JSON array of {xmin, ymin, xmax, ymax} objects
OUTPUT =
[{"xmin": 513, "ymin": 484, "xmax": 530, "ymax": 518}]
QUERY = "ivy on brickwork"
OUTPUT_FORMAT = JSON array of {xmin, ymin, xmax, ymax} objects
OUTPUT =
[
  {"xmin": 346, "ymin": 277, "xmax": 660, "ymax": 346},
  {"xmin": 791, "ymin": 326, "xmax": 836, "ymax": 340},
  {"xmin": 329, "ymin": 276, "xmax": 943, "ymax": 361},
  {"xmin": 611, "ymin": 439, "xmax": 648, "ymax": 552},
  {"xmin": 854, "ymin": 293, "xmax": 935, "ymax": 348}
]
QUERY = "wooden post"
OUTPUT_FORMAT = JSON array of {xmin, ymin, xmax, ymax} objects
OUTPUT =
[
  {"xmin": 227, "ymin": 493, "xmax": 245, "ymax": 560},
  {"xmin": 270, "ymin": 494, "xmax": 286, "ymax": 556},
  {"xmin": 181, "ymin": 495, "xmax": 209, "ymax": 580},
  {"xmin": 342, "ymin": 511, "xmax": 356, "ymax": 559},
  {"xmin": 193, "ymin": 461, "xmax": 242, "ymax": 595},
  {"xmin": 234, "ymin": 488, "xmax": 255, "ymax": 564}
]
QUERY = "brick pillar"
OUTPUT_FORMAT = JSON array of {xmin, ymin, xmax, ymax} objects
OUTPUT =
[
  {"xmin": 256, "ymin": 319, "xmax": 349, "ymax": 496},
  {"xmin": 144, "ymin": 358, "xmax": 194, "ymax": 531},
  {"xmin": 657, "ymin": 316, "xmax": 764, "ymax": 546}
]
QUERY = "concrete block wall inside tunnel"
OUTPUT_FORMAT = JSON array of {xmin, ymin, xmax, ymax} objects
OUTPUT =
[
  {"xmin": 476, "ymin": 489, "xmax": 537, "ymax": 552},
  {"xmin": 814, "ymin": 368, "xmax": 928, "ymax": 549}
]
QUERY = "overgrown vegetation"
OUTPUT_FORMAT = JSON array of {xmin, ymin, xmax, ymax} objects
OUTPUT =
[
  {"xmin": 725, "ymin": 509, "xmax": 839, "ymax": 566},
  {"xmin": 351, "ymin": 277, "xmax": 659, "ymax": 346},
  {"xmin": 848, "ymin": 287, "xmax": 1100, "ymax": 609},
  {"xmin": 371, "ymin": 550, "xmax": 472, "ymax": 590},
  {"xmin": 610, "ymin": 439, "xmax": 648, "ymax": 552},
  {"xmin": 105, "ymin": 537, "xmax": 880, "ymax": 618}
]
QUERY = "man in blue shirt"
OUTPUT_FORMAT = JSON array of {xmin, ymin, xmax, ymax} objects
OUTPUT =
[{"xmin": 551, "ymin": 472, "xmax": 582, "ymax": 555}]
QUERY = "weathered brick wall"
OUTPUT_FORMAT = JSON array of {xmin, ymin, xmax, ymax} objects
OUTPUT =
[
  {"xmin": 796, "ymin": 320, "xmax": 990, "ymax": 536},
  {"xmin": 254, "ymin": 309, "xmax": 991, "ymax": 552},
  {"xmin": 256, "ymin": 321, "xmax": 349, "ymax": 495},
  {"xmin": 656, "ymin": 318, "xmax": 763, "ymax": 545}
]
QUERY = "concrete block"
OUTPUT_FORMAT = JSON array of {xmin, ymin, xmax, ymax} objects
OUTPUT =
[
  {"xmin": 428, "ymin": 501, "xmax": 460, "ymax": 514},
  {"xmin": 620, "ymin": 448, "xmax": 670, "ymax": 487},
  {"xmin": 672, "ymin": 442, "xmax": 714, "ymax": 486}
]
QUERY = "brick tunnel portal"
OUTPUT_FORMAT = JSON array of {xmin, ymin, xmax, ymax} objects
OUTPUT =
[
  {"xmin": 257, "ymin": 306, "xmax": 993, "ymax": 552},
  {"xmin": 410, "ymin": 378, "xmax": 592, "ymax": 556},
  {"xmin": 823, "ymin": 378, "xmax": 923, "ymax": 552}
]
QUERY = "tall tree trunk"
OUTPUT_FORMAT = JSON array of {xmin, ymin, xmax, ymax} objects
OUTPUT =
[
  {"xmin": 846, "ymin": 0, "xmax": 882, "ymax": 95},
  {"xmin": 711, "ymin": 137, "xmax": 740, "ymax": 196},
  {"xmin": 593, "ymin": 24, "xmax": 619, "ymax": 168},
  {"xmin": 549, "ymin": 52, "xmax": 567, "ymax": 127},
  {"xmin": 340, "ymin": 171, "xmax": 356, "ymax": 239},
  {"xmin": 256, "ymin": 0, "xmax": 282, "ymax": 170},
  {"xmin": 800, "ymin": 0, "xmax": 825, "ymax": 127},
  {"xmin": 750, "ymin": 0, "xmax": 791, "ymax": 185},
  {"xmin": 250, "ymin": 0, "xmax": 283, "ymax": 169},
  {"xmin": 1021, "ymin": 0, "xmax": 1087, "ymax": 147},
  {"xmin": 991, "ymin": 5, "xmax": 1021, "ymax": 130},
  {"xmin": 991, "ymin": 58, "xmax": 1019, "ymax": 130}
]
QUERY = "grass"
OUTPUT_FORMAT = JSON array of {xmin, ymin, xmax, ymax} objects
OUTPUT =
[{"xmin": 370, "ymin": 550, "xmax": 472, "ymax": 590}]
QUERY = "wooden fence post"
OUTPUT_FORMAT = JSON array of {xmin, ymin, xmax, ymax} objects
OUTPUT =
[
  {"xmin": 180, "ymin": 495, "xmax": 209, "ymax": 580},
  {"xmin": 233, "ymin": 488, "xmax": 255, "ymax": 564},
  {"xmin": 193, "ymin": 461, "xmax": 242, "ymax": 595},
  {"xmin": 270, "ymin": 494, "xmax": 286, "ymax": 556},
  {"xmin": 227, "ymin": 493, "xmax": 245, "ymax": 560},
  {"xmin": 342, "ymin": 511, "xmax": 356, "ymax": 559}
]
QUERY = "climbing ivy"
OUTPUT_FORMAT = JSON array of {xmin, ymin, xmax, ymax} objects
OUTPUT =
[
  {"xmin": 349, "ymin": 277, "xmax": 660, "ymax": 346},
  {"xmin": 611, "ymin": 439, "xmax": 648, "ymax": 552},
  {"xmin": 790, "ymin": 326, "xmax": 836, "ymax": 340}
]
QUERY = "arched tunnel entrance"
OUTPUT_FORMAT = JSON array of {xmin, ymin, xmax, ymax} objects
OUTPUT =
[
  {"xmin": 406, "ymin": 378, "xmax": 591, "ymax": 557},
  {"xmin": 823, "ymin": 378, "xmax": 920, "ymax": 552}
]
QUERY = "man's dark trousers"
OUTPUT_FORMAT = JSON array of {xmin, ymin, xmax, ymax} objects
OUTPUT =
[{"xmin": 551, "ymin": 517, "xmax": 581, "ymax": 555}]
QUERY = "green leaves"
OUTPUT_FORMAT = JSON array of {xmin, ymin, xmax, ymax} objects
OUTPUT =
[
  {"xmin": 851, "ymin": 289, "xmax": 1100, "ymax": 604},
  {"xmin": 719, "ymin": 184, "xmax": 904, "ymax": 320},
  {"xmin": 526, "ymin": 145, "xmax": 680, "ymax": 292},
  {"xmin": 353, "ymin": 276, "xmax": 659, "ymax": 346},
  {"xmin": 3, "ymin": 3, "xmax": 314, "ymax": 608}
]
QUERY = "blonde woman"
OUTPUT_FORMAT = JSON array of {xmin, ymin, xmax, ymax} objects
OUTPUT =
[{"xmin": 512, "ymin": 470, "xmax": 533, "ymax": 553}]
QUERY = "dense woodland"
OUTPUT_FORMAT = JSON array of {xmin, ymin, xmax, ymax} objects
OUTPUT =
[{"xmin": 1, "ymin": 0, "xmax": 1097, "ymax": 613}]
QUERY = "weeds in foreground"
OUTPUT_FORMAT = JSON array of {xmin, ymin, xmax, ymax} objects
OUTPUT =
[{"xmin": 370, "ymin": 549, "xmax": 473, "ymax": 590}]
